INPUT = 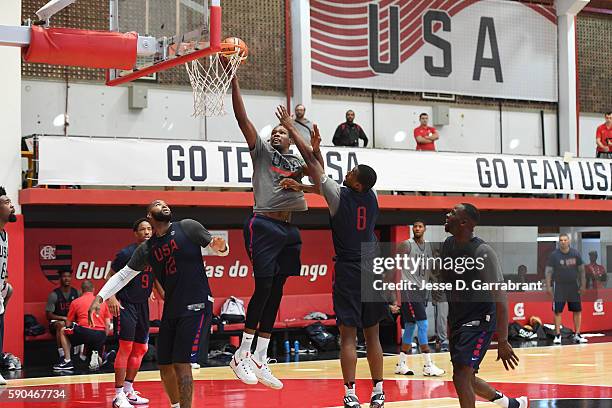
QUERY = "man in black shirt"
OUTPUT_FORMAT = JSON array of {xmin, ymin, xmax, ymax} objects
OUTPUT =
[
  {"xmin": 545, "ymin": 233, "xmax": 587, "ymax": 344},
  {"xmin": 441, "ymin": 203, "xmax": 527, "ymax": 408},
  {"xmin": 89, "ymin": 200, "xmax": 228, "ymax": 408},
  {"xmin": 333, "ymin": 110, "xmax": 369, "ymax": 147},
  {"xmin": 46, "ymin": 270, "xmax": 80, "ymax": 364}
]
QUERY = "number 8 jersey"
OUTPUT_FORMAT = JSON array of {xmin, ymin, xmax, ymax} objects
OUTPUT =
[{"xmin": 320, "ymin": 176, "xmax": 379, "ymax": 262}]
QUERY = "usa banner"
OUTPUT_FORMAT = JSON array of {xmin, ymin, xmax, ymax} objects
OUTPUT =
[{"xmin": 310, "ymin": 0, "xmax": 558, "ymax": 102}]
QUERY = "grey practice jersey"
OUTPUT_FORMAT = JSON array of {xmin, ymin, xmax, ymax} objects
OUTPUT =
[{"xmin": 0, "ymin": 230, "xmax": 8, "ymax": 315}]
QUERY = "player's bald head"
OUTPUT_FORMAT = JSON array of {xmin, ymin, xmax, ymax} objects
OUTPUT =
[{"xmin": 81, "ymin": 280, "xmax": 94, "ymax": 293}]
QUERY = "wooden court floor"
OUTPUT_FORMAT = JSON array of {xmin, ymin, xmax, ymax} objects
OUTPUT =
[{"xmin": 1, "ymin": 342, "xmax": 611, "ymax": 407}]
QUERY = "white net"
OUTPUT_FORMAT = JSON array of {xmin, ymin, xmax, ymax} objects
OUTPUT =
[{"xmin": 185, "ymin": 52, "xmax": 243, "ymax": 117}]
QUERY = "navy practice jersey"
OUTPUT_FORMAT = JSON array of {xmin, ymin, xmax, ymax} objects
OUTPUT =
[
  {"xmin": 111, "ymin": 243, "xmax": 155, "ymax": 304},
  {"xmin": 440, "ymin": 236, "xmax": 503, "ymax": 331},
  {"xmin": 127, "ymin": 220, "xmax": 212, "ymax": 318},
  {"xmin": 321, "ymin": 177, "xmax": 379, "ymax": 261}
]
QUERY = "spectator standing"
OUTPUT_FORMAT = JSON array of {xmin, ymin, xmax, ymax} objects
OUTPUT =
[
  {"xmin": 596, "ymin": 112, "xmax": 612, "ymax": 158},
  {"xmin": 332, "ymin": 110, "xmax": 369, "ymax": 147},
  {"xmin": 293, "ymin": 104, "xmax": 313, "ymax": 141},
  {"xmin": 414, "ymin": 113, "xmax": 439, "ymax": 151},
  {"xmin": 46, "ymin": 270, "xmax": 80, "ymax": 363},
  {"xmin": 545, "ymin": 234, "xmax": 587, "ymax": 345},
  {"xmin": 585, "ymin": 251, "xmax": 606, "ymax": 289}
]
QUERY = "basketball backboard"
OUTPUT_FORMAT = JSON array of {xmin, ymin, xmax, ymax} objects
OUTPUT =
[{"xmin": 107, "ymin": 0, "xmax": 221, "ymax": 85}]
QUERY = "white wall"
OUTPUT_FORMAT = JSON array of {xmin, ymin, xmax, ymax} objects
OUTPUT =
[
  {"xmin": 579, "ymin": 113, "xmax": 604, "ymax": 159},
  {"xmin": 22, "ymin": 80, "xmax": 603, "ymax": 161},
  {"xmin": 0, "ymin": 0, "xmax": 22, "ymax": 210}
]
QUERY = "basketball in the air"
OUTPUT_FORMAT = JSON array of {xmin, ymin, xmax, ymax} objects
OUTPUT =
[{"xmin": 221, "ymin": 37, "xmax": 248, "ymax": 61}]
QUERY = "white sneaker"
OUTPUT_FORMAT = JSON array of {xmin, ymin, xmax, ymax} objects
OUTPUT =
[
  {"xmin": 553, "ymin": 335, "xmax": 562, "ymax": 345},
  {"xmin": 229, "ymin": 351, "xmax": 258, "ymax": 385},
  {"xmin": 0, "ymin": 372, "xmax": 7, "ymax": 385},
  {"xmin": 249, "ymin": 356, "xmax": 283, "ymax": 389},
  {"xmin": 517, "ymin": 396, "xmax": 529, "ymax": 408},
  {"xmin": 394, "ymin": 361, "xmax": 415, "ymax": 375},
  {"xmin": 89, "ymin": 351, "xmax": 100, "ymax": 370},
  {"xmin": 125, "ymin": 390, "xmax": 149, "ymax": 405},
  {"xmin": 574, "ymin": 334, "xmax": 588, "ymax": 344},
  {"xmin": 191, "ymin": 362, "xmax": 201, "ymax": 369},
  {"xmin": 113, "ymin": 392, "xmax": 132, "ymax": 408},
  {"xmin": 423, "ymin": 363, "xmax": 446, "ymax": 377}
]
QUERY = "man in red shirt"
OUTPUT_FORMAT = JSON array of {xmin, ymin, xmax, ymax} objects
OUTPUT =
[
  {"xmin": 53, "ymin": 280, "xmax": 111, "ymax": 372},
  {"xmin": 596, "ymin": 112, "xmax": 612, "ymax": 159},
  {"xmin": 585, "ymin": 251, "xmax": 607, "ymax": 289},
  {"xmin": 414, "ymin": 113, "xmax": 440, "ymax": 151}
]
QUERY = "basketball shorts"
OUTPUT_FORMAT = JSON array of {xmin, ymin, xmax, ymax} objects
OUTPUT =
[
  {"xmin": 157, "ymin": 300, "xmax": 212, "ymax": 365},
  {"xmin": 243, "ymin": 213, "xmax": 302, "ymax": 278},
  {"xmin": 117, "ymin": 301, "xmax": 150, "ymax": 344},
  {"xmin": 449, "ymin": 327, "xmax": 494, "ymax": 372},
  {"xmin": 553, "ymin": 282, "xmax": 582, "ymax": 313},
  {"xmin": 333, "ymin": 261, "xmax": 389, "ymax": 329},
  {"xmin": 401, "ymin": 301, "xmax": 427, "ymax": 324}
]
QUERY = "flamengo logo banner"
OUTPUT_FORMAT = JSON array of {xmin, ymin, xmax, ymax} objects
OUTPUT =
[
  {"xmin": 39, "ymin": 136, "xmax": 612, "ymax": 196},
  {"xmin": 310, "ymin": 0, "xmax": 557, "ymax": 101}
]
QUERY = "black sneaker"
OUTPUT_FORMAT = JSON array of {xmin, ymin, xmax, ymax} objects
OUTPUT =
[
  {"xmin": 370, "ymin": 392, "xmax": 385, "ymax": 408},
  {"xmin": 343, "ymin": 394, "xmax": 361, "ymax": 408},
  {"xmin": 53, "ymin": 360, "xmax": 74, "ymax": 371}
]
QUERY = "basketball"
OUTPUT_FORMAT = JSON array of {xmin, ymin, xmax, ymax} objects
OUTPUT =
[{"xmin": 221, "ymin": 37, "xmax": 248, "ymax": 61}]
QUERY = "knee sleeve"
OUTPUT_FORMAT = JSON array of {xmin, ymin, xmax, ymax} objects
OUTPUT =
[
  {"xmin": 402, "ymin": 322, "xmax": 416, "ymax": 346},
  {"xmin": 127, "ymin": 342, "xmax": 148, "ymax": 369},
  {"xmin": 416, "ymin": 319, "xmax": 428, "ymax": 345},
  {"xmin": 115, "ymin": 340, "xmax": 134, "ymax": 369}
]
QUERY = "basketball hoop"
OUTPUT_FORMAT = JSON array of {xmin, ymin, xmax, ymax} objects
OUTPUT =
[{"xmin": 185, "ymin": 38, "xmax": 248, "ymax": 117}]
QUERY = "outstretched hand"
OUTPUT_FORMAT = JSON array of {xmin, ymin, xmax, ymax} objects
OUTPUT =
[
  {"xmin": 496, "ymin": 340, "xmax": 519, "ymax": 370},
  {"xmin": 310, "ymin": 124, "xmax": 321, "ymax": 151},
  {"xmin": 275, "ymin": 105, "xmax": 293, "ymax": 130},
  {"xmin": 280, "ymin": 178, "xmax": 302, "ymax": 192},
  {"xmin": 210, "ymin": 236, "xmax": 227, "ymax": 252}
]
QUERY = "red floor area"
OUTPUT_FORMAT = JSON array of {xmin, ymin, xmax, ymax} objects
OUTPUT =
[{"xmin": 1, "ymin": 379, "xmax": 611, "ymax": 407}]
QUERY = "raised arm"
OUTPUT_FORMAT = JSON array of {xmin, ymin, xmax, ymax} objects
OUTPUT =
[
  {"xmin": 276, "ymin": 106, "xmax": 324, "ymax": 191},
  {"xmin": 180, "ymin": 219, "xmax": 229, "ymax": 256},
  {"xmin": 231, "ymin": 77, "xmax": 258, "ymax": 150}
]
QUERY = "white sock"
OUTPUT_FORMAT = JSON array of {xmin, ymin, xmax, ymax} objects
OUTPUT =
[
  {"xmin": 115, "ymin": 387, "xmax": 124, "ymax": 396},
  {"xmin": 238, "ymin": 332, "xmax": 255, "ymax": 358},
  {"xmin": 372, "ymin": 381, "xmax": 383, "ymax": 396},
  {"xmin": 64, "ymin": 357, "xmax": 71, "ymax": 363},
  {"xmin": 344, "ymin": 384, "xmax": 356, "ymax": 397},
  {"xmin": 423, "ymin": 353, "xmax": 433, "ymax": 367},
  {"xmin": 171, "ymin": 403, "xmax": 180, "ymax": 408},
  {"xmin": 253, "ymin": 336, "xmax": 270, "ymax": 364},
  {"xmin": 58, "ymin": 348, "xmax": 64, "ymax": 358},
  {"xmin": 492, "ymin": 391, "xmax": 510, "ymax": 407},
  {"xmin": 399, "ymin": 352, "xmax": 408, "ymax": 365},
  {"xmin": 123, "ymin": 381, "xmax": 134, "ymax": 394}
]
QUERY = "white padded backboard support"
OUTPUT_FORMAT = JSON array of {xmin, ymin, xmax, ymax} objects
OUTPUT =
[{"xmin": 36, "ymin": 0, "xmax": 77, "ymax": 21}]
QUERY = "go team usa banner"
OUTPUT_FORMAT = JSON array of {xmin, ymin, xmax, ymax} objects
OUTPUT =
[
  {"xmin": 310, "ymin": 0, "xmax": 558, "ymax": 102},
  {"xmin": 39, "ymin": 136, "xmax": 612, "ymax": 196}
]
